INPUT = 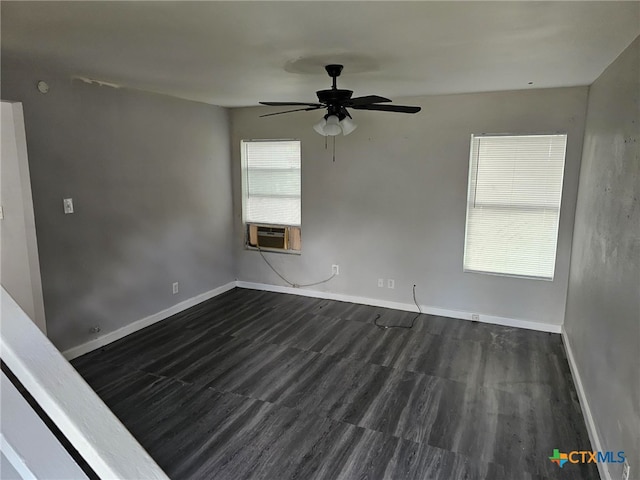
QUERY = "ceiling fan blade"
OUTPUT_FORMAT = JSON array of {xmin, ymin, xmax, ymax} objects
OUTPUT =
[
  {"xmin": 351, "ymin": 104, "xmax": 421, "ymax": 114},
  {"xmin": 260, "ymin": 101, "xmax": 324, "ymax": 107},
  {"xmin": 259, "ymin": 106, "xmax": 324, "ymax": 117},
  {"xmin": 347, "ymin": 95, "xmax": 392, "ymax": 106}
]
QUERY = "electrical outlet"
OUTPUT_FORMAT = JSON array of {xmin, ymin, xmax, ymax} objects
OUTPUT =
[
  {"xmin": 471, "ymin": 313, "xmax": 480, "ymax": 321},
  {"xmin": 332, "ymin": 264, "xmax": 339, "ymax": 275},
  {"xmin": 63, "ymin": 198, "xmax": 74, "ymax": 214},
  {"xmin": 622, "ymin": 460, "xmax": 630, "ymax": 480},
  {"xmin": 377, "ymin": 278, "xmax": 384, "ymax": 288},
  {"xmin": 387, "ymin": 279, "xmax": 395, "ymax": 289},
  {"xmin": 172, "ymin": 282, "xmax": 179, "ymax": 294}
]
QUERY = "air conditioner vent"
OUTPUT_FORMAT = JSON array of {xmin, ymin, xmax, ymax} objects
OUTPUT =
[{"xmin": 247, "ymin": 224, "xmax": 301, "ymax": 252}]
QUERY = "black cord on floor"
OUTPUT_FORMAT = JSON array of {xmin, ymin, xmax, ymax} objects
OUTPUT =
[{"xmin": 374, "ymin": 284, "xmax": 422, "ymax": 330}]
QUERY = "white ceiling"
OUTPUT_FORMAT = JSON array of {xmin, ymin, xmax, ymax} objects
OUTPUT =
[{"xmin": 2, "ymin": 1, "xmax": 638, "ymax": 107}]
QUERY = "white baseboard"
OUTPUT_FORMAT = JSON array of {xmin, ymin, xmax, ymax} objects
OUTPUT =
[
  {"xmin": 62, "ymin": 281, "xmax": 236, "ymax": 360},
  {"xmin": 562, "ymin": 326, "xmax": 610, "ymax": 480},
  {"xmin": 63, "ymin": 279, "xmax": 560, "ymax": 360},
  {"xmin": 235, "ymin": 281, "xmax": 561, "ymax": 333}
]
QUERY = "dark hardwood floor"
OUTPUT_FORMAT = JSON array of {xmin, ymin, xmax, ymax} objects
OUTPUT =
[{"xmin": 72, "ymin": 288, "xmax": 599, "ymax": 480}]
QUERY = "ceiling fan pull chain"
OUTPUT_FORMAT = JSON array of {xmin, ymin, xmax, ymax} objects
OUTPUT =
[{"xmin": 332, "ymin": 136, "xmax": 336, "ymax": 163}]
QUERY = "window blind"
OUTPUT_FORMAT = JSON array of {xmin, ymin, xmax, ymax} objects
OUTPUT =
[
  {"xmin": 463, "ymin": 134, "xmax": 567, "ymax": 280},
  {"xmin": 242, "ymin": 140, "xmax": 301, "ymax": 226}
]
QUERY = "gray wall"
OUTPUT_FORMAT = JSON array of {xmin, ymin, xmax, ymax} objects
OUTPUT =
[
  {"xmin": 564, "ymin": 36, "xmax": 639, "ymax": 477},
  {"xmin": 231, "ymin": 87, "xmax": 588, "ymax": 326},
  {"xmin": 1, "ymin": 59, "xmax": 235, "ymax": 352}
]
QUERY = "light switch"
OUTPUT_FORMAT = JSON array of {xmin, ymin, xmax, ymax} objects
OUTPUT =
[
  {"xmin": 63, "ymin": 198, "xmax": 74, "ymax": 214},
  {"xmin": 0, "ymin": 206, "xmax": 4, "ymax": 220}
]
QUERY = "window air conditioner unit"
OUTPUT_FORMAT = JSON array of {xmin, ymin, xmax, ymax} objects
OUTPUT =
[
  {"xmin": 249, "ymin": 224, "xmax": 289, "ymax": 250},
  {"xmin": 247, "ymin": 224, "xmax": 301, "ymax": 252}
]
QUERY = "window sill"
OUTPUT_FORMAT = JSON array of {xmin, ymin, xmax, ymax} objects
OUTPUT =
[
  {"xmin": 463, "ymin": 268, "xmax": 553, "ymax": 281},
  {"xmin": 245, "ymin": 245, "xmax": 301, "ymax": 256}
]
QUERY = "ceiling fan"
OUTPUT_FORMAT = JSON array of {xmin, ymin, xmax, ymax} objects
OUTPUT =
[{"xmin": 259, "ymin": 64, "xmax": 421, "ymax": 136}]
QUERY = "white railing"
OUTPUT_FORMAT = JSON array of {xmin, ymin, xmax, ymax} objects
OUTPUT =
[{"xmin": 0, "ymin": 287, "xmax": 168, "ymax": 480}]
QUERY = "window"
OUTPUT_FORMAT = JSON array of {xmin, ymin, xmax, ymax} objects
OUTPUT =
[
  {"xmin": 463, "ymin": 134, "xmax": 567, "ymax": 280},
  {"xmin": 241, "ymin": 139, "xmax": 301, "ymax": 251},
  {"xmin": 241, "ymin": 139, "xmax": 301, "ymax": 226}
]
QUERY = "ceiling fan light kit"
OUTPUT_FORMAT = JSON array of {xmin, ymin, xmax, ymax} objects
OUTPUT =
[
  {"xmin": 339, "ymin": 116, "xmax": 357, "ymax": 135},
  {"xmin": 313, "ymin": 117, "xmax": 328, "ymax": 135},
  {"xmin": 314, "ymin": 114, "xmax": 354, "ymax": 136},
  {"xmin": 324, "ymin": 115, "xmax": 342, "ymax": 135},
  {"xmin": 260, "ymin": 64, "xmax": 421, "ymax": 136}
]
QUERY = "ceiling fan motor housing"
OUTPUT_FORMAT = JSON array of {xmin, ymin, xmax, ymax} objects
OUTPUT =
[{"xmin": 316, "ymin": 89, "xmax": 353, "ymax": 105}]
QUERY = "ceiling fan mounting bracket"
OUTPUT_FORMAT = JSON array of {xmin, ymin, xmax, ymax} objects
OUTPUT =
[
  {"xmin": 325, "ymin": 64, "xmax": 344, "ymax": 90},
  {"xmin": 325, "ymin": 64, "xmax": 344, "ymax": 79}
]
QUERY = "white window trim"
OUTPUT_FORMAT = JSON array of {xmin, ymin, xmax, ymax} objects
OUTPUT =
[{"xmin": 463, "ymin": 132, "xmax": 568, "ymax": 281}]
